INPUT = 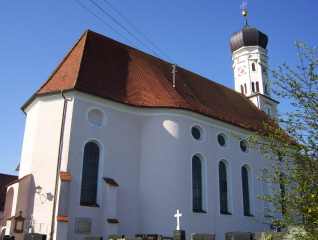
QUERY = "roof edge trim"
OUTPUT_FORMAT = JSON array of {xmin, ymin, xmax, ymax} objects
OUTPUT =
[
  {"xmin": 21, "ymin": 89, "xmax": 75, "ymax": 112},
  {"xmin": 23, "ymin": 88, "xmax": 270, "ymax": 134}
]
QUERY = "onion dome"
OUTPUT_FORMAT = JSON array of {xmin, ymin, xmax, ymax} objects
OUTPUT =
[{"xmin": 230, "ymin": 11, "xmax": 268, "ymax": 53}]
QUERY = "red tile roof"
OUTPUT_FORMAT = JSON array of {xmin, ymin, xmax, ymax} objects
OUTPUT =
[
  {"xmin": 30, "ymin": 29, "xmax": 276, "ymax": 132},
  {"xmin": 59, "ymin": 171, "xmax": 72, "ymax": 181},
  {"xmin": 6, "ymin": 174, "xmax": 31, "ymax": 187},
  {"xmin": 0, "ymin": 173, "xmax": 18, "ymax": 211},
  {"xmin": 103, "ymin": 178, "xmax": 119, "ymax": 187},
  {"xmin": 107, "ymin": 219, "xmax": 119, "ymax": 224}
]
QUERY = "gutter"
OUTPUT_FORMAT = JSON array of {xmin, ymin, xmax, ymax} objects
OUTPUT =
[{"xmin": 50, "ymin": 90, "xmax": 68, "ymax": 240}]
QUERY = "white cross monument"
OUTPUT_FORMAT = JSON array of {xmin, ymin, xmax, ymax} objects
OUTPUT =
[{"xmin": 174, "ymin": 209, "xmax": 182, "ymax": 230}]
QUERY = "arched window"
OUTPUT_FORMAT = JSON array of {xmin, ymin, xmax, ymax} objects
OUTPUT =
[
  {"xmin": 3, "ymin": 187, "xmax": 14, "ymax": 221},
  {"xmin": 80, "ymin": 142, "xmax": 100, "ymax": 206},
  {"xmin": 241, "ymin": 166, "xmax": 251, "ymax": 215},
  {"xmin": 279, "ymin": 172, "xmax": 286, "ymax": 215},
  {"xmin": 252, "ymin": 63, "xmax": 256, "ymax": 71},
  {"xmin": 262, "ymin": 170, "xmax": 272, "ymax": 216},
  {"xmin": 252, "ymin": 82, "xmax": 255, "ymax": 93},
  {"xmin": 219, "ymin": 161, "xmax": 228, "ymax": 213},
  {"xmin": 256, "ymin": 82, "xmax": 260, "ymax": 92},
  {"xmin": 241, "ymin": 85, "xmax": 244, "ymax": 94},
  {"xmin": 244, "ymin": 83, "xmax": 247, "ymax": 94},
  {"xmin": 192, "ymin": 155, "xmax": 202, "ymax": 212}
]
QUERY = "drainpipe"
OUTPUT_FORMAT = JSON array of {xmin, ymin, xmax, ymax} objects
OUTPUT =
[{"xmin": 50, "ymin": 91, "xmax": 68, "ymax": 240}]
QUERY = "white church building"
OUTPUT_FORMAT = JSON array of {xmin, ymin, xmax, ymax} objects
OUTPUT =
[{"xmin": 1, "ymin": 12, "xmax": 281, "ymax": 240}]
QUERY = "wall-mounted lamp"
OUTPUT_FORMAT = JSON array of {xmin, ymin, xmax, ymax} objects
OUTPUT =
[{"xmin": 35, "ymin": 185, "xmax": 42, "ymax": 194}]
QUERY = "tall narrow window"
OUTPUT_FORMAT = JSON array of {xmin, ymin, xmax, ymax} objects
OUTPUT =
[
  {"xmin": 241, "ymin": 85, "xmax": 244, "ymax": 94},
  {"xmin": 256, "ymin": 81, "xmax": 260, "ymax": 92},
  {"xmin": 244, "ymin": 83, "xmax": 247, "ymax": 94},
  {"xmin": 241, "ymin": 166, "xmax": 251, "ymax": 215},
  {"xmin": 252, "ymin": 82, "xmax": 255, "ymax": 93},
  {"xmin": 262, "ymin": 170, "xmax": 272, "ymax": 216},
  {"xmin": 219, "ymin": 161, "xmax": 228, "ymax": 214},
  {"xmin": 192, "ymin": 155, "xmax": 202, "ymax": 212},
  {"xmin": 80, "ymin": 142, "xmax": 100, "ymax": 206},
  {"xmin": 279, "ymin": 172, "xmax": 286, "ymax": 215},
  {"xmin": 252, "ymin": 63, "xmax": 256, "ymax": 71}
]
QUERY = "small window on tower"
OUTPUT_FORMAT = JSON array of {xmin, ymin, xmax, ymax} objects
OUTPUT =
[
  {"xmin": 252, "ymin": 82, "xmax": 255, "ymax": 93},
  {"xmin": 241, "ymin": 85, "xmax": 244, "ymax": 94},
  {"xmin": 244, "ymin": 83, "xmax": 247, "ymax": 94},
  {"xmin": 252, "ymin": 63, "xmax": 256, "ymax": 71},
  {"xmin": 264, "ymin": 84, "xmax": 268, "ymax": 94},
  {"xmin": 256, "ymin": 82, "xmax": 260, "ymax": 92}
]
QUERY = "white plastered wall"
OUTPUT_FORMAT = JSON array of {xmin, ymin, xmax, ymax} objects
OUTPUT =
[
  {"xmin": 17, "ymin": 94, "xmax": 74, "ymax": 239},
  {"xmin": 16, "ymin": 91, "xmax": 281, "ymax": 240}
]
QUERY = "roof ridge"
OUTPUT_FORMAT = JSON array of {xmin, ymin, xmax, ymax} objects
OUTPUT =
[
  {"xmin": 73, "ymin": 30, "xmax": 90, "ymax": 89},
  {"xmin": 35, "ymin": 30, "xmax": 90, "ymax": 94}
]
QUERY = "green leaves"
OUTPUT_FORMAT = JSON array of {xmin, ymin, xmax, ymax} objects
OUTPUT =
[{"xmin": 249, "ymin": 43, "xmax": 318, "ymax": 240}]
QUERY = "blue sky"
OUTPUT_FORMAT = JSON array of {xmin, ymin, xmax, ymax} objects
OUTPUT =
[{"xmin": 1, "ymin": 0, "xmax": 317, "ymax": 175}]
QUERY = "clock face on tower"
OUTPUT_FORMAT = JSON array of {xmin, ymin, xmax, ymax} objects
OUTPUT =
[{"xmin": 238, "ymin": 66, "xmax": 246, "ymax": 76}]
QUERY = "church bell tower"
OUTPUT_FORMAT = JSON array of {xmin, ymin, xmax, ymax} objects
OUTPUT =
[{"xmin": 230, "ymin": 9, "xmax": 278, "ymax": 118}]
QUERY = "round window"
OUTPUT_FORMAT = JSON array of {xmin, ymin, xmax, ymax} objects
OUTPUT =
[
  {"xmin": 217, "ymin": 133, "xmax": 228, "ymax": 148},
  {"xmin": 191, "ymin": 126, "xmax": 201, "ymax": 140},
  {"xmin": 87, "ymin": 108, "xmax": 107, "ymax": 127},
  {"xmin": 218, "ymin": 134, "xmax": 225, "ymax": 146},
  {"xmin": 191, "ymin": 125, "xmax": 204, "ymax": 141},
  {"xmin": 240, "ymin": 140, "xmax": 249, "ymax": 153}
]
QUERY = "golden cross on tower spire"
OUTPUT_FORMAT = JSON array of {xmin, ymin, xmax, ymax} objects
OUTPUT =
[
  {"xmin": 240, "ymin": 1, "xmax": 247, "ymax": 10},
  {"xmin": 240, "ymin": 1, "xmax": 248, "ymax": 26}
]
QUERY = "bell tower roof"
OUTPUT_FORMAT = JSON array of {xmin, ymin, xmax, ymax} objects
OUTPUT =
[
  {"xmin": 230, "ymin": 6, "xmax": 278, "ymax": 118},
  {"xmin": 230, "ymin": 10, "xmax": 268, "ymax": 53}
]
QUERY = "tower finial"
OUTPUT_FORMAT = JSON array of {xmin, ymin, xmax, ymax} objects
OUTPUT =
[{"xmin": 240, "ymin": 1, "xmax": 248, "ymax": 27}]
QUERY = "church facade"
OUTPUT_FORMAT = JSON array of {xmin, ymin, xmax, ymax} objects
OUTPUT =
[{"xmin": 1, "ymin": 15, "xmax": 281, "ymax": 240}]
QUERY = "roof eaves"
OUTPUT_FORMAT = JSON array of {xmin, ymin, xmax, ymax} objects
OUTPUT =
[
  {"xmin": 6, "ymin": 174, "xmax": 32, "ymax": 187},
  {"xmin": 73, "ymin": 87, "xmax": 269, "ymax": 133},
  {"xmin": 21, "ymin": 89, "xmax": 75, "ymax": 113},
  {"xmin": 248, "ymin": 92, "xmax": 280, "ymax": 104}
]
